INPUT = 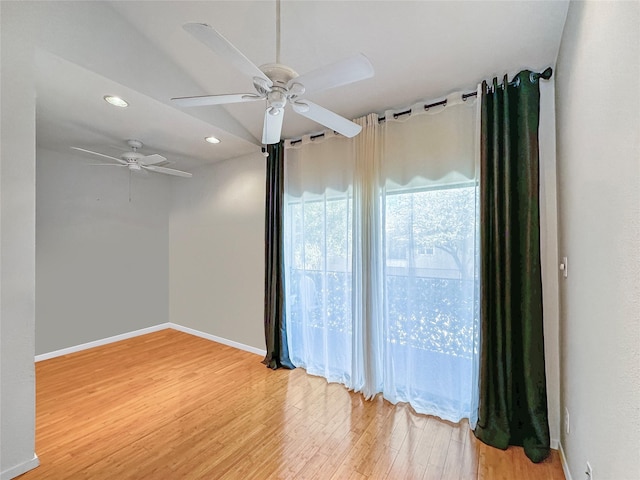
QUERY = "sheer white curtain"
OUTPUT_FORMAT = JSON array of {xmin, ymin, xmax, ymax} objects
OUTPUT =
[
  {"xmin": 284, "ymin": 134, "xmax": 354, "ymax": 385},
  {"xmin": 380, "ymin": 92, "xmax": 480, "ymax": 424},
  {"xmin": 284, "ymin": 92, "xmax": 480, "ymax": 424},
  {"xmin": 351, "ymin": 114, "xmax": 384, "ymax": 399}
]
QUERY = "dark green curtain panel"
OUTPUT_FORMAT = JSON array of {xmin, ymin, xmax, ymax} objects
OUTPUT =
[
  {"xmin": 263, "ymin": 141, "xmax": 294, "ymax": 370},
  {"xmin": 474, "ymin": 68, "xmax": 552, "ymax": 463}
]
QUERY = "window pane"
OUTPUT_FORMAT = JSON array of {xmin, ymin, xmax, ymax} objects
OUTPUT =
[
  {"xmin": 383, "ymin": 185, "xmax": 478, "ymax": 420},
  {"xmin": 285, "ymin": 191, "xmax": 353, "ymax": 384}
]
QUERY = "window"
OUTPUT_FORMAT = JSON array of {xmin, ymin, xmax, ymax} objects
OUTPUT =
[
  {"xmin": 286, "ymin": 190, "xmax": 353, "ymax": 384},
  {"xmin": 284, "ymin": 98, "xmax": 479, "ymax": 423},
  {"xmin": 285, "ymin": 183, "xmax": 478, "ymax": 419},
  {"xmin": 383, "ymin": 184, "xmax": 478, "ymax": 418}
]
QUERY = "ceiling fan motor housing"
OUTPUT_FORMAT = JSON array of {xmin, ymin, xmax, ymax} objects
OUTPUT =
[
  {"xmin": 121, "ymin": 151, "xmax": 144, "ymax": 170},
  {"xmin": 260, "ymin": 63, "xmax": 298, "ymax": 87},
  {"xmin": 123, "ymin": 140, "xmax": 145, "ymax": 169},
  {"xmin": 122, "ymin": 152, "xmax": 143, "ymax": 162},
  {"xmin": 260, "ymin": 63, "xmax": 300, "ymax": 113}
]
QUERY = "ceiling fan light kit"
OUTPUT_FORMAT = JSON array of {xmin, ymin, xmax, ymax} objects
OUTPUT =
[{"xmin": 171, "ymin": 5, "xmax": 375, "ymax": 146}]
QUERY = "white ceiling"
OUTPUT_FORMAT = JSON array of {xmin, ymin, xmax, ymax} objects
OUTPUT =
[{"xmin": 29, "ymin": 1, "xmax": 569, "ymax": 171}]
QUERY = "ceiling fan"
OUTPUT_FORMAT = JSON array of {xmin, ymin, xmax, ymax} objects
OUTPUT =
[
  {"xmin": 171, "ymin": 1, "xmax": 374, "ymax": 144},
  {"xmin": 71, "ymin": 140, "xmax": 192, "ymax": 178}
]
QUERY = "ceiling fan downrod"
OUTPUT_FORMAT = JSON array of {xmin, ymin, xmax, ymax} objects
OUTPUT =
[{"xmin": 275, "ymin": 0, "xmax": 281, "ymax": 64}]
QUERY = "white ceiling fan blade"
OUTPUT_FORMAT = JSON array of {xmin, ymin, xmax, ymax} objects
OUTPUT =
[
  {"xmin": 142, "ymin": 165, "xmax": 192, "ymax": 178},
  {"xmin": 71, "ymin": 147, "xmax": 127, "ymax": 165},
  {"xmin": 289, "ymin": 53, "xmax": 374, "ymax": 96},
  {"xmin": 292, "ymin": 101, "xmax": 362, "ymax": 138},
  {"xmin": 183, "ymin": 23, "xmax": 272, "ymax": 87},
  {"xmin": 171, "ymin": 93, "xmax": 263, "ymax": 108},
  {"xmin": 140, "ymin": 154, "xmax": 167, "ymax": 166},
  {"xmin": 88, "ymin": 163, "xmax": 128, "ymax": 167},
  {"xmin": 262, "ymin": 108, "xmax": 284, "ymax": 145}
]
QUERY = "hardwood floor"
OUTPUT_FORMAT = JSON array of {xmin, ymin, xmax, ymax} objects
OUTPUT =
[{"xmin": 20, "ymin": 329, "xmax": 565, "ymax": 479}]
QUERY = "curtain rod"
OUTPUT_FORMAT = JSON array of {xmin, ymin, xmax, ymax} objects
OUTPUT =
[
  {"xmin": 378, "ymin": 90, "xmax": 478, "ymax": 123},
  {"xmin": 379, "ymin": 68, "xmax": 552, "ymax": 122},
  {"xmin": 288, "ymin": 90, "xmax": 476, "ymax": 146},
  {"xmin": 287, "ymin": 67, "xmax": 553, "ymax": 146}
]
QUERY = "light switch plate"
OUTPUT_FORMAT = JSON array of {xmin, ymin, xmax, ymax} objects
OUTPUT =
[{"xmin": 560, "ymin": 256, "xmax": 568, "ymax": 278}]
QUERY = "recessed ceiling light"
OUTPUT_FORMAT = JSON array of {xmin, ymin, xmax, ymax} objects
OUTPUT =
[
  {"xmin": 205, "ymin": 136, "xmax": 221, "ymax": 144},
  {"xmin": 104, "ymin": 95, "xmax": 129, "ymax": 108}
]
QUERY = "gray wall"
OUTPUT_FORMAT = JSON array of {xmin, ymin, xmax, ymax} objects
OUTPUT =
[
  {"xmin": 556, "ymin": 1, "xmax": 640, "ymax": 478},
  {"xmin": 169, "ymin": 153, "xmax": 266, "ymax": 351},
  {"xmin": 35, "ymin": 147, "xmax": 170, "ymax": 354},
  {"xmin": 35, "ymin": 145, "xmax": 266, "ymax": 359},
  {"xmin": 539, "ymin": 79, "xmax": 561, "ymax": 449},
  {"xmin": 0, "ymin": 2, "xmax": 38, "ymax": 477}
]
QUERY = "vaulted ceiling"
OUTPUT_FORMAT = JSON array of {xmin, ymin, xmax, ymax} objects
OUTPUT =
[{"xmin": 29, "ymin": 1, "xmax": 569, "ymax": 170}]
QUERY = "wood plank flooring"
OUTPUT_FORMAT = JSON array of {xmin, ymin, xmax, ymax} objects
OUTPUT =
[{"xmin": 20, "ymin": 329, "xmax": 565, "ymax": 479}]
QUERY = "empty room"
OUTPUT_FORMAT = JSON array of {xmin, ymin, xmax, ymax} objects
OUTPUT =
[{"xmin": 1, "ymin": 1, "xmax": 638, "ymax": 479}]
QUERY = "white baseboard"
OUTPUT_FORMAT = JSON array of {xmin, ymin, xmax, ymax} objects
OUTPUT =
[
  {"xmin": 168, "ymin": 323, "xmax": 266, "ymax": 357},
  {"xmin": 35, "ymin": 322, "xmax": 266, "ymax": 362},
  {"xmin": 35, "ymin": 323, "xmax": 171, "ymax": 362},
  {"xmin": 551, "ymin": 437, "xmax": 559, "ymax": 450},
  {"xmin": 1, "ymin": 453, "xmax": 39, "ymax": 480},
  {"xmin": 559, "ymin": 441, "xmax": 572, "ymax": 480}
]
